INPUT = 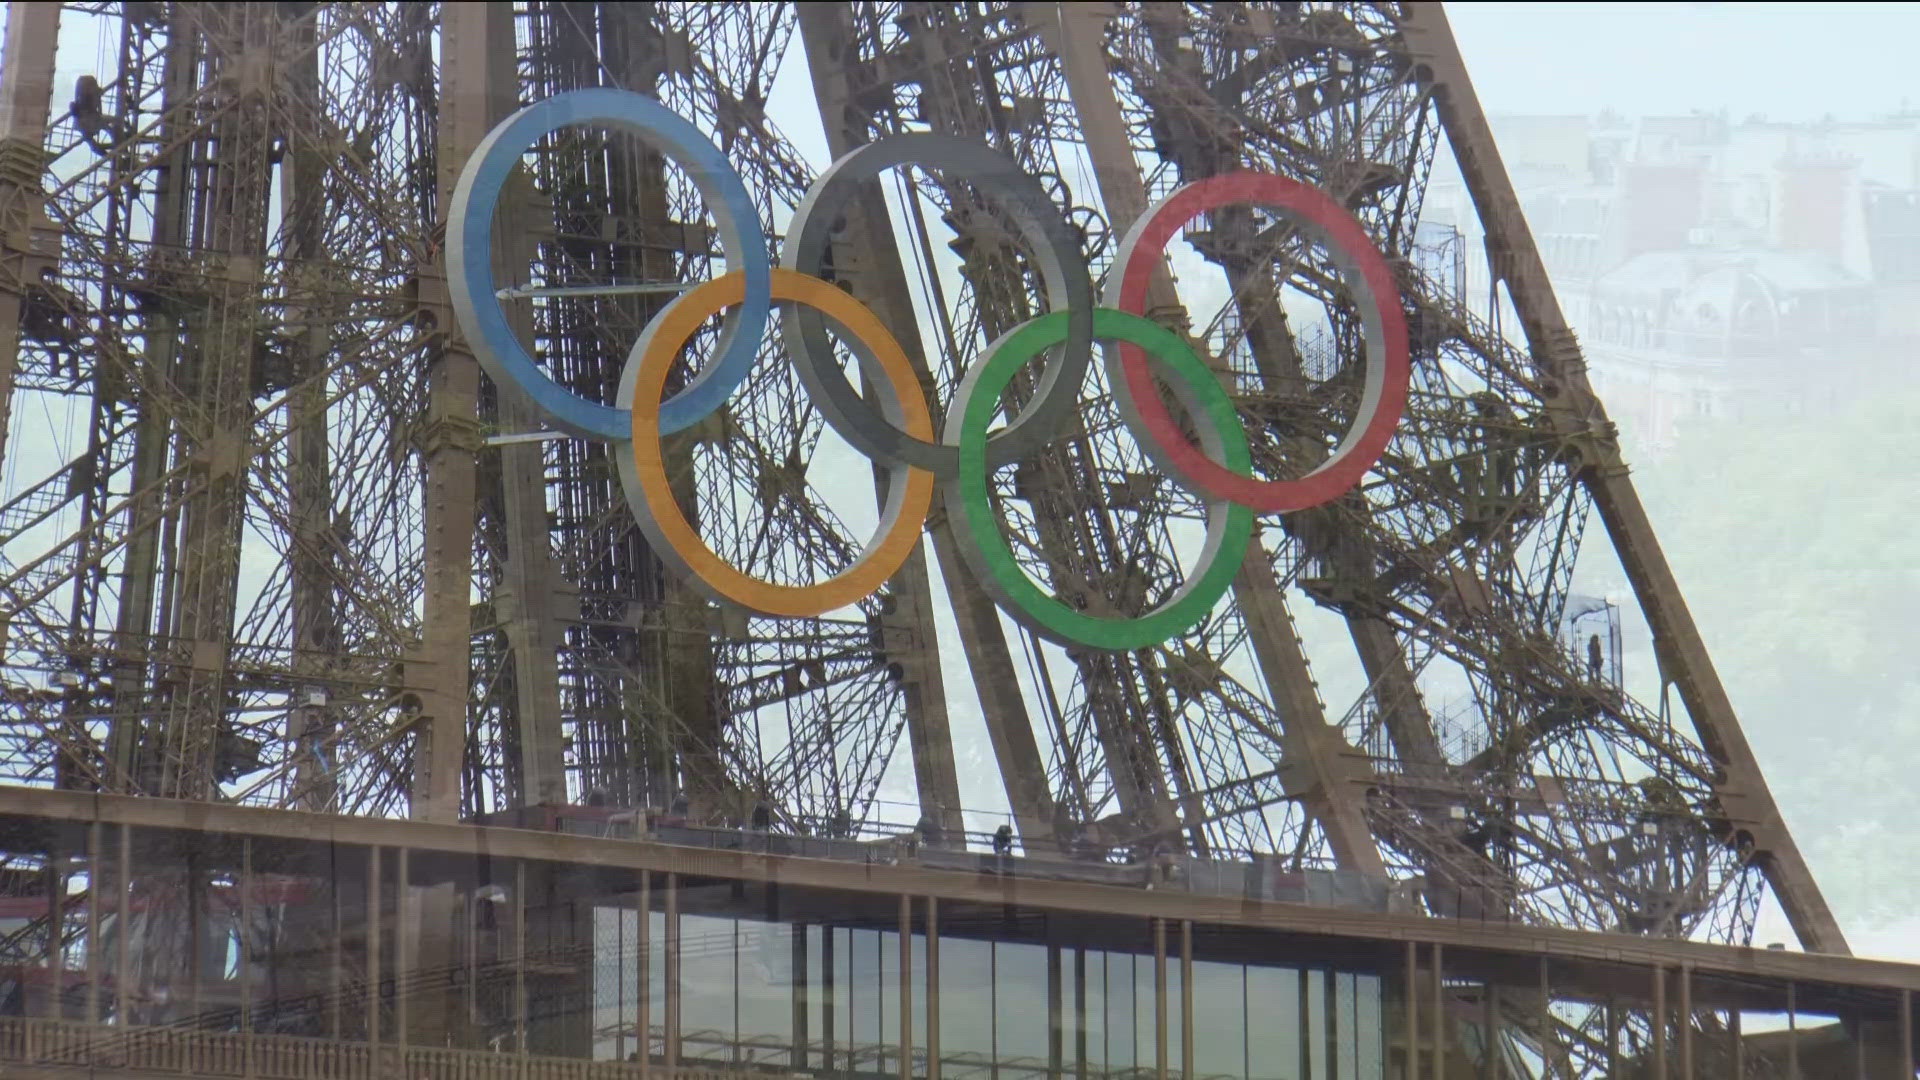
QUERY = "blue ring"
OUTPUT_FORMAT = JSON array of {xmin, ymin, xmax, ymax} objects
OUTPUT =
[{"xmin": 447, "ymin": 88, "xmax": 770, "ymax": 439}]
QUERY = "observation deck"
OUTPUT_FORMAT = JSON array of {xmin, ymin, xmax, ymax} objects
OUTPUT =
[{"xmin": 0, "ymin": 787, "xmax": 1905, "ymax": 1079}]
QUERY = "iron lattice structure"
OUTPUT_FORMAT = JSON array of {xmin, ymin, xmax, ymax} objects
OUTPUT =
[{"xmin": 0, "ymin": 1, "xmax": 1848, "ymax": 1027}]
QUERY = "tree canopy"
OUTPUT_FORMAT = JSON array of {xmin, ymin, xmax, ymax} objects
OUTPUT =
[{"xmin": 1616, "ymin": 387, "xmax": 1920, "ymax": 927}]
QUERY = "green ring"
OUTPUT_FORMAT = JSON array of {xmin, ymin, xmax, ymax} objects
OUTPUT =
[{"xmin": 945, "ymin": 308, "xmax": 1255, "ymax": 651}]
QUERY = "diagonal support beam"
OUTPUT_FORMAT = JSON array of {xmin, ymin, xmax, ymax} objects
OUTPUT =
[
  {"xmin": 1397, "ymin": 0, "xmax": 1846, "ymax": 955},
  {"xmin": 795, "ymin": 4, "xmax": 990, "ymax": 849},
  {"xmin": 1036, "ymin": 0, "xmax": 1385, "ymax": 883}
]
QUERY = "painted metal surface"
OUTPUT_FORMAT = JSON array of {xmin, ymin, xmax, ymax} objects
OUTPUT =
[
  {"xmin": 618, "ymin": 269, "xmax": 934, "ymax": 617},
  {"xmin": 449, "ymin": 91, "xmax": 1404, "ymax": 647},
  {"xmin": 1105, "ymin": 171, "xmax": 1411, "ymax": 513},
  {"xmin": 448, "ymin": 88, "xmax": 770, "ymax": 440},
  {"xmin": 946, "ymin": 308, "xmax": 1252, "ymax": 649},
  {"xmin": 781, "ymin": 133, "xmax": 1095, "ymax": 476}
]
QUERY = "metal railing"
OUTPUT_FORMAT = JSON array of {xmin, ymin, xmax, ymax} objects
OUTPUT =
[
  {"xmin": 0, "ymin": 1017, "xmax": 749, "ymax": 1080},
  {"xmin": 0, "ymin": 1018, "xmax": 1226, "ymax": 1080},
  {"xmin": 642, "ymin": 823, "xmax": 1389, "ymax": 912}
]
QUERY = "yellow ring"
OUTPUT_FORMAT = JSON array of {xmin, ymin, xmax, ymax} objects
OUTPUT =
[{"xmin": 622, "ymin": 268, "xmax": 936, "ymax": 618}]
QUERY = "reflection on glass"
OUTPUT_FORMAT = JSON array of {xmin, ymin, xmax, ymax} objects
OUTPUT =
[
  {"xmin": 1191, "ymin": 959, "xmax": 1245, "ymax": 1080},
  {"xmin": 1167, "ymin": 955, "xmax": 1183, "ymax": 1075},
  {"xmin": 1355, "ymin": 974, "xmax": 1382, "ymax": 1077},
  {"xmin": 679, "ymin": 912, "xmax": 735, "ymax": 1064},
  {"xmin": 737, "ymin": 917, "xmax": 795, "ymax": 1066},
  {"xmin": 1246, "ymin": 964, "xmax": 1301, "ymax": 1079},
  {"xmin": 997, "ymin": 939, "xmax": 1050, "ymax": 1079},
  {"xmin": 648, "ymin": 908, "xmax": 665, "ymax": 1061},
  {"xmin": 587, "ymin": 898, "xmax": 1382, "ymax": 1079},
  {"xmin": 816, "ymin": 925, "xmax": 902, "ymax": 1074},
  {"xmin": 805, "ymin": 924, "xmax": 825, "ymax": 1069},
  {"xmin": 879, "ymin": 930, "xmax": 902, "ymax": 1076},
  {"xmin": 1102, "ymin": 949, "xmax": 1142, "ymax": 1076},
  {"xmin": 590, "ymin": 905, "xmax": 667, "ymax": 1063},
  {"xmin": 939, "ymin": 934, "xmax": 995, "ymax": 1072},
  {"xmin": 909, "ymin": 932, "xmax": 929, "ymax": 1077},
  {"xmin": 1305, "ymin": 969, "xmax": 1326, "ymax": 1078}
]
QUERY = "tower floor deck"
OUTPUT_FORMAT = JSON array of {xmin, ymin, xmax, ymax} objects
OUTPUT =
[{"xmin": 0, "ymin": 786, "xmax": 1908, "ymax": 1078}]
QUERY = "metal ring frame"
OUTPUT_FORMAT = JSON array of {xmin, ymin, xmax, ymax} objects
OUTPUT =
[
  {"xmin": 946, "ymin": 309, "xmax": 1254, "ymax": 650},
  {"xmin": 448, "ymin": 88, "xmax": 770, "ymax": 440},
  {"xmin": 1104, "ymin": 171, "xmax": 1412, "ymax": 513},
  {"xmin": 618, "ymin": 270, "xmax": 935, "ymax": 618},
  {"xmin": 781, "ymin": 133, "xmax": 1095, "ymax": 479},
  {"xmin": 449, "ymin": 90, "xmax": 1410, "ymax": 650}
]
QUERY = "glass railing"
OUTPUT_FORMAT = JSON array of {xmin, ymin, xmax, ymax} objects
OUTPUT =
[{"xmin": 631, "ymin": 820, "xmax": 1388, "ymax": 912}]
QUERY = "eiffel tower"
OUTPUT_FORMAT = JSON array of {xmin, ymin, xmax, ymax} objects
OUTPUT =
[{"xmin": 0, "ymin": 2, "xmax": 1904, "ymax": 1077}]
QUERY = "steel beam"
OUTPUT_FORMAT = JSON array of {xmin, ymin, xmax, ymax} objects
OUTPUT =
[
  {"xmin": 105, "ymin": 15, "xmax": 201, "ymax": 793},
  {"xmin": 388, "ymin": 2, "xmax": 516, "ymax": 1049},
  {"xmin": 0, "ymin": 784, "xmax": 1913, "ymax": 1001},
  {"xmin": 484, "ymin": 64, "xmax": 568, "ymax": 813},
  {"xmin": 1349, "ymin": 616, "xmax": 1448, "ymax": 770},
  {"xmin": 155, "ymin": 4, "xmax": 291, "ymax": 800},
  {"xmin": 1396, "ymin": 1, "xmax": 1847, "ymax": 956},
  {"xmin": 795, "ymin": 2, "xmax": 1035, "ymax": 850},
  {"xmin": 411, "ymin": 1, "xmax": 505, "ymax": 822},
  {"xmin": 1043, "ymin": 4, "xmax": 1475, "ymax": 898},
  {"xmin": 0, "ymin": 1, "xmax": 58, "ymax": 479},
  {"xmin": 280, "ymin": 10, "xmax": 344, "ymax": 814},
  {"xmin": 0, "ymin": 3, "xmax": 61, "ymax": 141},
  {"xmin": 1036, "ymin": 0, "xmax": 1387, "ymax": 882}
]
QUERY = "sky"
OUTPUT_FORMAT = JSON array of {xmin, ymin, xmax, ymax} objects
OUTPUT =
[{"xmin": 1447, "ymin": 2, "xmax": 1920, "ymax": 122}]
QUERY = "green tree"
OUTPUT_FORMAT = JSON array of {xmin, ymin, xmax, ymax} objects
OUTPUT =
[{"xmin": 1613, "ymin": 389, "xmax": 1920, "ymax": 926}]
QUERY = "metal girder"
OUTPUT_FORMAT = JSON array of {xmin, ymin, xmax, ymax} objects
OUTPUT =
[
  {"xmin": 1395, "ymin": 0, "xmax": 1847, "ymax": 957},
  {"xmin": 411, "ymin": 2, "xmax": 504, "ymax": 822},
  {"xmin": 490, "ymin": 215, "xmax": 570, "ymax": 810},
  {"xmin": 0, "ymin": 783, "xmax": 1912, "ymax": 1000},
  {"xmin": 0, "ymin": 2, "xmax": 59, "ymax": 483},
  {"xmin": 795, "ymin": 2, "xmax": 1038, "ymax": 850},
  {"xmin": 1037, "ymin": 3, "xmax": 1484, "ymax": 915},
  {"xmin": 1034, "ymin": 0, "xmax": 1385, "ymax": 884},
  {"xmin": 280, "ymin": 15, "xmax": 342, "ymax": 815},
  {"xmin": 0, "ymin": 6, "xmax": 1862, "ymax": 1028},
  {"xmin": 156, "ymin": 5, "xmax": 278, "ymax": 802}
]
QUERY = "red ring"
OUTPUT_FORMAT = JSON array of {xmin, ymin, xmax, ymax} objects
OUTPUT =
[{"xmin": 1106, "ymin": 172, "xmax": 1410, "ymax": 513}]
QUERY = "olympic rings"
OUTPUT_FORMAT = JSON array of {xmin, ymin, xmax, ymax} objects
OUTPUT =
[
  {"xmin": 449, "ymin": 88, "xmax": 770, "ymax": 440},
  {"xmin": 947, "ymin": 309, "xmax": 1254, "ymax": 651},
  {"xmin": 1104, "ymin": 172, "xmax": 1411, "ymax": 513},
  {"xmin": 617, "ymin": 269, "xmax": 936, "ymax": 618},
  {"xmin": 450, "ymin": 90, "xmax": 1411, "ymax": 652},
  {"xmin": 782, "ymin": 134, "xmax": 1095, "ymax": 479}
]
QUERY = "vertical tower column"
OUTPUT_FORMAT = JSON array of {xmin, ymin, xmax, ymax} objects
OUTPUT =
[
  {"xmin": 0, "ymin": 1, "xmax": 59, "ymax": 479},
  {"xmin": 795, "ymin": 3, "xmax": 1035, "ymax": 849},
  {"xmin": 394, "ymin": 0, "xmax": 518, "ymax": 1047},
  {"xmin": 1033, "ymin": 0, "xmax": 1385, "ymax": 882},
  {"xmin": 412, "ymin": 0, "xmax": 508, "ymax": 822}
]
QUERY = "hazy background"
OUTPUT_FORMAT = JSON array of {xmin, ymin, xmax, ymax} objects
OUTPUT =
[{"xmin": 1442, "ymin": 2, "xmax": 1920, "ymax": 959}]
